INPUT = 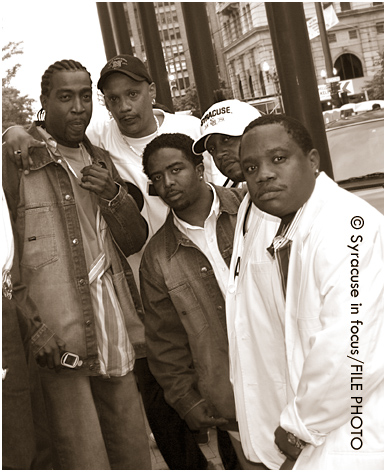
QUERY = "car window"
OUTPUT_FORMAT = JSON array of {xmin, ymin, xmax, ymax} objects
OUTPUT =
[{"xmin": 326, "ymin": 119, "xmax": 384, "ymax": 182}]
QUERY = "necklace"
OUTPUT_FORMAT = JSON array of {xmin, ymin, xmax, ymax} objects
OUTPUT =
[{"xmin": 122, "ymin": 115, "xmax": 160, "ymax": 157}]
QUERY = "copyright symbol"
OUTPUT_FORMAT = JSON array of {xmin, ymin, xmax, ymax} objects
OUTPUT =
[{"xmin": 351, "ymin": 216, "xmax": 364, "ymax": 230}]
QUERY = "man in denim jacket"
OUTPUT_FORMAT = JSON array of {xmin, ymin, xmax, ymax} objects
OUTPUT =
[
  {"xmin": 140, "ymin": 133, "xmax": 259, "ymax": 469},
  {"xmin": 2, "ymin": 60, "xmax": 151, "ymax": 470}
]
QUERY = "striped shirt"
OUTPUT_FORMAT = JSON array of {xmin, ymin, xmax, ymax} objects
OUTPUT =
[
  {"xmin": 37, "ymin": 128, "xmax": 135, "ymax": 377},
  {"xmin": 267, "ymin": 206, "xmax": 305, "ymax": 298}
]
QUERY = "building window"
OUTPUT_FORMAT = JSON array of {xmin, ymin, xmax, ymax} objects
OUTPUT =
[
  {"xmin": 328, "ymin": 33, "xmax": 337, "ymax": 42},
  {"xmin": 340, "ymin": 3, "xmax": 351, "ymax": 11},
  {"xmin": 238, "ymin": 75, "xmax": 244, "ymax": 99},
  {"xmin": 248, "ymin": 75, "xmax": 254, "ymax": 96},
  {"xmin": 178, "ymin": 77, "xmax": 189, "ymax": 89},
  {"xmin": 334, "ymin": 53, "xmax": 364, "ymax": 80},
  {"xmin": 349, "ymin": 29, "xmax": 358, "ymax": 39},
  {"xmin": 376, "ymin": 22, "xmax": 384, "ymax": 34}
]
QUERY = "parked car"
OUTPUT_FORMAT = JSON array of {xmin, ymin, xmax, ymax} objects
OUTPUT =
[{"xmin": 325, "ymin": 108, "xmax": 384, "ymax": 213}]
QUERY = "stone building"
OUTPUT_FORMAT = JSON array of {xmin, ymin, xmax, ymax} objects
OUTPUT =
[{"xmin": 121, "ymin": 2, "xmax": 383, "ymax": 108}]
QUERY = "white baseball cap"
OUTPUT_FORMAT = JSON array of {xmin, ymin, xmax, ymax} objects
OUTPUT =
[{"xmin": 192, "ymin": 99, "xmax": 261, "ymax": 155}]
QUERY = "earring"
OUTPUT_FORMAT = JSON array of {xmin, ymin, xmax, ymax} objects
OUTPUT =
[
  {"xmin": 152, "ymin": 98, "xmax": 156, "ymax": 105},
  {"xmin": 200, "ymin": 176, "xmax": 203, "ymax": 180},
  {"xmin": 315, "ymin": 169, "xmax": 319, "ymax": 176}
]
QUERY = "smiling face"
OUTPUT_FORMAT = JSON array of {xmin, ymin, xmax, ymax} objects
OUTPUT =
[
  {"xmin": 102, "ymin": 72, "xmax": 156, "ymax": 138},
  {"xmin": 147, "ymin": 147, "xmax": 204, "ymax": 212},
  {"xmin": 240, "ymin": 123, "xmax": 319, "ymax": 217},
  {"xmin": 206, "ymin": 133, "xmax": 244, "ymax": 183},
  {"xmin": 41, "ymin": 70, "xmax": 92, "ymax": 148}
]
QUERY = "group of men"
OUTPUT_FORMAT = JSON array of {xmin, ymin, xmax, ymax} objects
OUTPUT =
[{"xmin": 2, "ymin": 53, "xmax": 383, "ymax": 471}]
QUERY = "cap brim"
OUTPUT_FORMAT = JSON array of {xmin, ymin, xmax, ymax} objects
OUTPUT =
[
  {"xmin": 192, "ymin": 135, "xmax": 208, "ymax": 155},
  {"xmin": 97, "ymin": 70, "xmax": 147, "ymax": 91}
]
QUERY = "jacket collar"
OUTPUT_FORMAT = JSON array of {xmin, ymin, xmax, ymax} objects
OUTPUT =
[
  {"xmin": 293, "ymin": 172, "xmax": 338, "ymax": 243},
  {"xmin": 164, "ymin": 184, "xmax": 242, "ymax": 260},
  {"xmin": 27, "ymin": 122, "xmax": 102, "ymax": 170}
]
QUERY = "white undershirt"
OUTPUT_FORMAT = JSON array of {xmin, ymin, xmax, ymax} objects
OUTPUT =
[{"xmin": 173, "ymin": 184, "xmax": 229, "ymax": 298}]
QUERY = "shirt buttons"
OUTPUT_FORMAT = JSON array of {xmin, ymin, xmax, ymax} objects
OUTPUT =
[
  {"xmin": 200, "ymin": 267, "xmax": 208, "ymax": 273},
  {"xmin": 228, "ymin": 286, "xmax": 235, "ymax": 294},
  {"xmin": 79, "ymin": 279, "xmax": 86, "ymax": 286},
  {"xmin": 64, "ymin": 194, "xmax": 71, "ymax": 201},
  {"xmin": 85, "ymin": 320, "xmax": 91, "ymax": 326},
  {"xmin": 89, "ymin": 364, "xmax": 94, "ymax": 370},
  {"xmin": 57, "ymin": 159, "xmax": 62, "ymax": 164},
  {"xmin": 217, "ymin": 306, "xmax": 223, "ymax": 311},
  {"xmin": 72, "ymin": 238, "xmax": 79, "ymax": 245}
]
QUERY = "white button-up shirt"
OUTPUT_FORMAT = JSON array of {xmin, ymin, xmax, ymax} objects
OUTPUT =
[{"xmin": 173, "ymin": 184, "xmax": 229, "ymax": 297}]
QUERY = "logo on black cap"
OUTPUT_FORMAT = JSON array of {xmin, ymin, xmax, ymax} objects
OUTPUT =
[{"xmin": 109, "ymin": 57, "xmax": 128, "ymax": 69}]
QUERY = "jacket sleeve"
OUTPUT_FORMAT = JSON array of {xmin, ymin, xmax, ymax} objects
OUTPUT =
[
  {"xmin": 98, "ymin": 155, "xmax": 148, "ymax": 257},
  {"xmin": 2, "ymin": 150, "xmax": 56, "ymax": 356},
  {"xmin": 280, "ymin": 216, "xmax": 384, "ymax": 447},
  {"xmin": 11, "ymin": 254, "xmax": 56, "ymax": 357},
  {"xmin": 140, "ymin": 244, "xmax": 204, "ymax": 419}
]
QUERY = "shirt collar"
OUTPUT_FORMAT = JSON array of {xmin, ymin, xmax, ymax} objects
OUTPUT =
[
  {"xmin": 172, "ymin": 183, "xmax": 219, "ymax": 231},
  {"xmin": 267, "ymin": 204, "xmax": 306, "ymax": 256}
]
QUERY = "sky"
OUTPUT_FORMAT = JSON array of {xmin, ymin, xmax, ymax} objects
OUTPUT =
[{"xmin": 2, "ymin": 0, "xmax": 110, "ymax": 122}]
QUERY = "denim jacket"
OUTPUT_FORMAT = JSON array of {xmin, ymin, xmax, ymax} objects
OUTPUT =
[
  {"xmin": 3, "ymin": 123, "xmax": 148, "ymax": 373},
  {"xmin": 139, "ymin": 185, "xmax": 244, "ymax": 419}
]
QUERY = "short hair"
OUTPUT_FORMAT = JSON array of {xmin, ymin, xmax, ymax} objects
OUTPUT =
[
  {"xmin": 242, "ymin": 114, "xmax": 314, "ymax": 155},
  {"xmin": 143, "ymin": 133, "xmax": 203, "ymax": 179},
  {"xmin": 38, "ymin": 60, "xmax": 92, "ymax": 120}
]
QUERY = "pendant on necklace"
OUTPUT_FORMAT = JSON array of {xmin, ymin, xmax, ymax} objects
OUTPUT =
[{"xmin": 123, "ymin": 115, "xmax": 160, "ymax": 157}]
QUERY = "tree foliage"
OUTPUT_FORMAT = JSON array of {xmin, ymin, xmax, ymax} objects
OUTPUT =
[
  {"xmin": 2, "ymin": 41, "xmax": 35, "ymax": 132},
  {"xmin": 363, "ymin": 51, "xmax": 384, "ymax": 100}
]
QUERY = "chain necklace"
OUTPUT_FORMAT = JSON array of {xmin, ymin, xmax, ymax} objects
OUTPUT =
[{"xmin": 122, "ymin": 116, "xmax": 160, "ymax": 157}]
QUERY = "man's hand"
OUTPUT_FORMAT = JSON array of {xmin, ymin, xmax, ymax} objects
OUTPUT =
[
  {"xmin": 35, "ymin": 335, "xmax": 66, "ymax": 372},
  {"xmin": 4, "ymin": 126, "xmax": 45, "ymax": 174},
  {"xmin": 184, "ymin": 401, "xmax": 228, "ymax": 431},
  {"xmin": 80, "ymin": 164, "xmax": 119, "ymax": 200},
  {"xmin": 274, "ymin": 426, "xmax": 304, "ymax": 462}
]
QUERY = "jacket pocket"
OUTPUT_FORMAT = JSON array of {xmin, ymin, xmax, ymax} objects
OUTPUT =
[
  {"xmin": 20, "ymin": 207, "xmax": 58, "ymax": 270},
  {"xmin": 169, "ymin": 283, "xmax": 209, "ymax": 337}
]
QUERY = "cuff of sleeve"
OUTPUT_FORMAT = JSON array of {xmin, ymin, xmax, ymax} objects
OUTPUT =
[
  {"xmin": 2, "ymin": 125, "xmax": 24, "ymax": 138},
  {"xmin": 31, "ymin": 324, "xmax": 56, "ymax": 357},
  {"xmin": 280, "ymin": 398, "xmax": 327, "ymax": 447},
  {"xmin": 100, "ymin": 183, "xmax": 124, "ymax": 207},
  {"xmin": 174, "ymin": 390, "xmax": 205, "ymax": 419}
]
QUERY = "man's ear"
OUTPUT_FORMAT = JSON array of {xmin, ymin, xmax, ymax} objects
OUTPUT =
[
  {"xmin": 40, "ymin": 94, "xmax": 47, "ymax": 111},
  {"xmin": 149, "ymin": 82, "xmax": 157, "ymax": 102},
  {"xmin": 308, "ymin": 149, "xmax": 320, "ymax": 173},
  {"xmin": 196, "ymin": 163, "xmax": 205, "ymax": 179}
]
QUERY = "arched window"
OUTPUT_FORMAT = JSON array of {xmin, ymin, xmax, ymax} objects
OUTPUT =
[{"xmin": 334, "ymin": 53, "xmax": 364, "ymax": 80}]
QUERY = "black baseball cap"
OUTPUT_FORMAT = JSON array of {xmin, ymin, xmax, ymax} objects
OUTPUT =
[{"xmin": 97, "ymin": 55, "xmax": 153, "ymax": 92}]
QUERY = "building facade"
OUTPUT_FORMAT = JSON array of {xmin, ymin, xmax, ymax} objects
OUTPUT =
[
  {"xmin": 121, "ymin": 2, "xmax": 383, "ymax": 108},
  {"xmin": 215, "ymin": 2, "xmax": 384, "ymax": 108}
]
